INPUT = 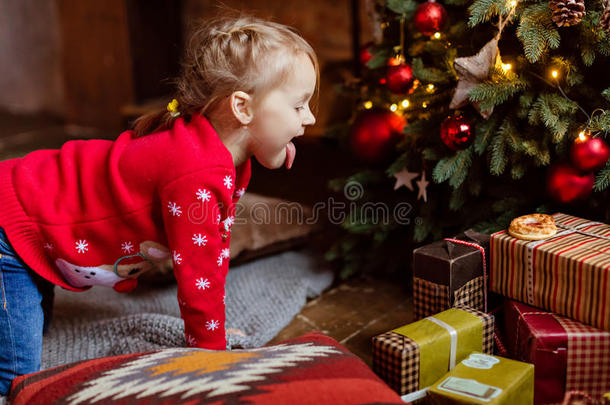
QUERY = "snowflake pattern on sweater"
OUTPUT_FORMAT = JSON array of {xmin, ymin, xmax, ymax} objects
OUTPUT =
[
  {"xmin": 159, "ymin": 166, "xmax": 248, "ymax": 350},
  {"xmin": 0, "ymin": 113, "xmax": 251, "ymax": 352}
]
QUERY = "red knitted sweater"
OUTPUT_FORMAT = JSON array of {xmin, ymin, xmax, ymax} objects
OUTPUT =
[{"xmin": 0, "ymin": 113, "xmax": 251, "ymax": 350}]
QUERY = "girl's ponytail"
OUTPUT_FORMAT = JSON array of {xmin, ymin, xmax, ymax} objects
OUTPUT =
[{"xmin": 132, "ymin": 98, "xmax": 183, "ymax": 137}]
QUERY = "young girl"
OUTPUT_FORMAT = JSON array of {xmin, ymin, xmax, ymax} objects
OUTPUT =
[{"xmin": 0, "ymin": 15, "xmax": 318, "ymax": 395}]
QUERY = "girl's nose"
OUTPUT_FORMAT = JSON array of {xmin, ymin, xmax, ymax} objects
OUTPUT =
[{"xmin": 304, "ymin": 109, "xmax": 316, "ymax": 126}]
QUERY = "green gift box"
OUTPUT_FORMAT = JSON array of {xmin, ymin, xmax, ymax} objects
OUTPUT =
[
  {"xmin": 372, "ymin": 307, "xmax": 493, "ymax": 400},
  {"xmin": 428, "ymin": 352, "xmax": 534, "ymax": 404}
]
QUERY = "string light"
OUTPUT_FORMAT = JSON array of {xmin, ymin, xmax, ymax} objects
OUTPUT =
[
  {"xmin": 422, "ymin": 101, "xmax": 429, "ymax": 108},
  {"xmin": 401, "ymin": 99, "xmax": 410, "ymax": 108},
  {"xmin": 388, "ymin": 57, "xmax": 402, "ymax": 66},
  {"xmin": 577, "ymin": 130, "xmax": 588, "ymax": 142},
  {"xmin": 433, "ymin": 32, "xmax": 441, "ymax": 39},
  {"xmin": 501, "ymin": 63, "xmax": 512, "ymax": 72},
  {"xmin": 426, "ymin": 84, "xmax": 435, "ymax": 93},
  {"xmin": 390, "ymin": 103, "xmax": 398, "ymax": 112},
  {"xmin": 364, "ymin": 101, "xmax": 373, "ymax": 109},
  {"xmin": 551, "ymin": 69, "xmax": 559, "ymax": 79},
  {"xmin": 510, "ymin": 0, "xmax": 517, "ymax": 7}
]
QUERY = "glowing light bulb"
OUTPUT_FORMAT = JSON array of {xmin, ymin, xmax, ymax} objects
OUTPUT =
[
  {"xmin": 401, "ymin": 99, "xmax": 410, "ymax": 108},
  {"xmin": 364, "ymin": 101, "xmax": 373, "ymax": 109},
  {"xmin": 578, "ymin": 131, "xmax": 588, "ymax": 142},
  {"xmin": 433, "ymin": 32, "xmax": 441, "ymax": 39},
  {"xmin": 501, "ymin": 63, "xmax": 512, "ymax": 72},
  {"xmin": 510, "ymin": 0, "xmax": 517, "ymax": 7},
  {"xmin": 426, "ymin": 84, "xmax": 435, "ymax": 92},
  {"xmin": 390, "ymin": 103, "xmax": 398, "ymax": 112},
  {"xmin": 422, "ymin": 101, "xmax": 429, "ymax": 108},
  {"xmin": 551, "ymin": 70, "xmax": 559, "ymax": 78}
]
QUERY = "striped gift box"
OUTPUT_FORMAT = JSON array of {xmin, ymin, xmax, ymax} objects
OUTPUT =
[{"xmin": 490, "ymin": 213, "xmax": 610, "ymax": 331}]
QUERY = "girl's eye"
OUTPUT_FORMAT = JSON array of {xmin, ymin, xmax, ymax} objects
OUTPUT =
[{"xmin": 295, "ymin": 106, "xmax": 304, "ymax": 111}]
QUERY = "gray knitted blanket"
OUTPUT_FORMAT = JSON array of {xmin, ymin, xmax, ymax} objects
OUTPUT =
[{"xmin": 38, "ymin": 248, "xmax": 333, "ymax": 370}]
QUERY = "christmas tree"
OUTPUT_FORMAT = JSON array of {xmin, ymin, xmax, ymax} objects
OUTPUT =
[{"xmin": 325, "ymin": 0, "xmax": 610, "ymax": 278}]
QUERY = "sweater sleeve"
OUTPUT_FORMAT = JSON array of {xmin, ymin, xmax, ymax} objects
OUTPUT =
[{"xmin": 159, "ymin": 168, "xmax": 233, "ymax": 350}]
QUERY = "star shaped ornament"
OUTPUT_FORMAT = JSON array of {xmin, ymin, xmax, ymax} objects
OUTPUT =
[
  {"xmin": 393, "ymin": 168, "xmax": 420, "ymax": 191},
  {"xmin": 416, "ymin": 171, "xmax": 429, "ymax": 202},
  {"xmin": 449, "ymin": 38, "xmax": 498, "ymax": 119}
]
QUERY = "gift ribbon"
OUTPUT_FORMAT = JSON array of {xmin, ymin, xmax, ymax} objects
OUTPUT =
[
  {"xmin": 556, "ymin": 222, "xmax": 610, "ymax": 242},
  {"xmin": 392, "ymin": 308, "xmax": 484, "ymax": 394},
  {"xmin": 512, "ymin": 310, "xmax": 560, "ymax": 363},
  {"xmin": 525, "ymin": 221, "xmax": 602, "ymax": 305},
  {"xmin": 561, "ymin": 390, "xmax": 596, "ymax": 405},
  {"xmin": 399, "ymin": 316, "xmax": 459, "ymax": 403},
  {"xmin": 443, "ymin": 238, "xmax": 487, "ymax": 312},
  {"xmin": 425, "ymin": 315, "xmax": 459, "ymax": 369}
]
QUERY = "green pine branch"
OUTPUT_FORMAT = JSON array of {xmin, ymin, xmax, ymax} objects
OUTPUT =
[
  {"xmin": 468, "ymin": 0, "xmax": 511, "ymax": 27},
  {"xmin": 468, "ymin": 71, "xmax": 528, "ymax": 111},
  {"xmin": 489, "ymin": 133, "xmax": 508, "ymax": 175},
  {"xmin": 412, "ymin": 58, "xmax": 451, "ymax": 84},
  {"xmin": 386, "ymin": 0, "xmax": 418, "ymax": 18},
  {"xmin": 517, "ymin": 3, "xmax": 560, "ymax": 63},
  {"xmin": 474, "ymin": 116, "xmax": 499, "ymax": 155},
  {"xmin": 528, "ymin": 93, "xmax": 578, "ymax": 143},
  {"xmin": 432, "ymin": 147, "xmax": 473, "ymax": 188},
  {"xmin": 594, "ymin": 164, "xmax": 610, "ymax": 191}
]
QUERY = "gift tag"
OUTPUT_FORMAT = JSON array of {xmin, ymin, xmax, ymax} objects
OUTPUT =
[
  {"xmin": 461, "ymin": 353, "xmax": 499, "ymax": 369},
  {"xmin": 437, "ymin": 376, "xmax": 502, "ymax": 401}
]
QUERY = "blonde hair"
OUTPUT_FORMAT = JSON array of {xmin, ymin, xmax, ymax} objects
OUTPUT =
[{"xmin": 133, "ymin": 15, "xmax": 319, "ymax": 136}]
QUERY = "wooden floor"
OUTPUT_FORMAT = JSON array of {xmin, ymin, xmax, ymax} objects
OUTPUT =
[
  {"xmin": 269, "ymin": 274, "xmax": 413, "ymax": 366},
  {"xmin": 0, "ymin": 111, "xmax": 415, "ymax": 367}
]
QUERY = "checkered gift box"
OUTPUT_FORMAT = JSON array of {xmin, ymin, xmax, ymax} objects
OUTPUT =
[
  {"xmin": 372, "ymin": 306, "xmax": 494, "ymax": 397},
  {"xmin": 413, "ymin": 277, "xmax": 450, "ymax": 319},
  {"xmin": 414, "ymin": 276, "xmax": 485, "ymax": 319},
  {"xmin": 413, "ymin": 230, "xmax": 490, "ymax": 321},
  {"xmin": 558, "ymin": 316, "xmax": 610, "ymax": 402},
  {"xmin": 504, "ymin": 300, "xmax": 610, "ymax": 404}
]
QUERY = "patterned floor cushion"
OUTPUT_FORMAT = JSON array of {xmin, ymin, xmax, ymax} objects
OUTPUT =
[{"xmin": 9, "ymin": 332, "xmax": 406, "ymax": 404}]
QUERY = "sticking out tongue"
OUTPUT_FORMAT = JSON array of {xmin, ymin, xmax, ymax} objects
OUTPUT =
[{"xmin": 285, "ymin": 141, "xmax": 296, "ymax": 169}]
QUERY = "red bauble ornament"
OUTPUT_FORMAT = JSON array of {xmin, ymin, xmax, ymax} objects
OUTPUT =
[
  {"xmin": 547, "ymin": 164, "xmax": 594, "ymax": 204},
  {"xmin": 385, "ymin": 63, "xmax": 414, "ymax": 94},
  {"xmin": 360, "ymin": 42, "xmax": 374, "ymax": 66},
  {"xmin": 350, "ymin": 108, "xmax": 406, "ymax": 163},
  {"xmin": 414, "ymin": 1, "xmax": 448, "ymax": 36},
  {"xmin": 570, "ymin": 135, "xmax": 610, "ymax": 172},
  {"xmin": 440, "ymin": 115, "xmax": 474, "ymax": 150}
]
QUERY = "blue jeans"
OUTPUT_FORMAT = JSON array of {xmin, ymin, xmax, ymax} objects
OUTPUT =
[{"xmin": 0, "ymin": 227, "xmax": 54, "ymax": 395}]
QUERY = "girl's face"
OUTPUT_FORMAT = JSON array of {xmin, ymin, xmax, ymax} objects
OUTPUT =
[{"xmin": 247, "ymin": 53, "xmax": 317, "ymax": 170}]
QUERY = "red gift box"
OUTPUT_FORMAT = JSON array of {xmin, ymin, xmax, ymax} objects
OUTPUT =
[{"xmin": 504, "ymin": 300, "xmax": 610, "ymax": 404}]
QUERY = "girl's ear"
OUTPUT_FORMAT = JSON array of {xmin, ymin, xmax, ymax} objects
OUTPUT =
[{"xmin": 230, "ymin": 91, "xmax": 253, "ymax": 125}]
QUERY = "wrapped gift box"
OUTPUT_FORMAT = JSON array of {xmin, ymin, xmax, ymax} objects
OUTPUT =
[
  {"xmin": 504, "ymin": 300, "xmax": 610, "ymax": 404},
  {"xmin": 490, "ymin": 213, "xmax": 610, "ymax": 331},
  {"xmin": 427, "ymin": 352, "xmax": 534, "ymax": 404},
  {"xmin": 413, "ymin": 230, "xmax": 492, "ymax": 320},
  {"xmin": 372, "ymin": 307, "xmax": 494, "ymax": 399}
]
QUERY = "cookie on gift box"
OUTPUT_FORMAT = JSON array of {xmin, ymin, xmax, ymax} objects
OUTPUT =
[{"xmin": 508, "ymin": 213, "xmax": 557, "ymax": 240}]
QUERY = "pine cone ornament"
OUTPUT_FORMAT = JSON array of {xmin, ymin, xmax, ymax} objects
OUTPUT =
[
  {"xmin": 549, "ymin": 0, "xmax": 585, "ymax": 27},
  {"xmin": 601, "ymin": 0, "xmax": 610, "ymax": 33}
]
